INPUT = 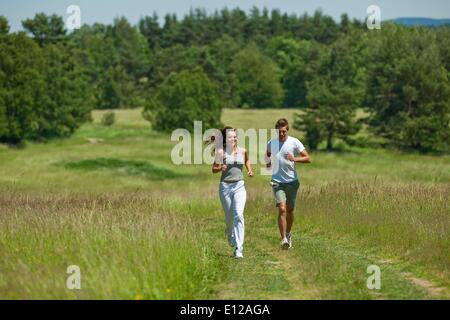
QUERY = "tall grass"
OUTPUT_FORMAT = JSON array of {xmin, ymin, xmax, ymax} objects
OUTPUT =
[
  {"xmin": 0, "ymin": 108, "xmax": 449, "ymax": 299},
  {"xmin": 297, "ymin": 182, "xmax": 449, "ymax": 281},
  {"xmin": 0, "ymin": 194, "xmax": 218, "ymax": 299}
]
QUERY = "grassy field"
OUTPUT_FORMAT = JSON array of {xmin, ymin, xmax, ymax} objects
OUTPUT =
[{"xmin": 0, "ymin": 108, "xmax": 449, "ymax": 299}]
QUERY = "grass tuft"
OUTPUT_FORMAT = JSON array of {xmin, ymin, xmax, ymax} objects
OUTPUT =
[{"xmin": 58, "ymin": 157, "xmax": 185, "ymax": 180}]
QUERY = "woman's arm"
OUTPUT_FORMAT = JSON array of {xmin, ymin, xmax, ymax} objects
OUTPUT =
[
  {"xmin": 212, "ymin": 149, "xmax": 227, "ymax": 173},
  {"xmin": 212, "ymin": 162, "xmax": 227, "ymax": 173},
  {"xmin": 244, "ymin": 149, "xmax": 254, "ymax": 177}
]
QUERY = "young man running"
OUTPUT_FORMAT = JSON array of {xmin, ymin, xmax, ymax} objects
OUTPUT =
[{"xmin": 266, "ymin": 118, "xmax": 311, "ymax": 249}]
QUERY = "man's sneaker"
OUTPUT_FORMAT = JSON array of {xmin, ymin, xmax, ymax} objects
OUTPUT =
[
  {"xmin": 234, "ymin": 247, "xmax": 243, "ymax": 259},
  {"xmin": 286, "ymin": 233, "xmax": 293, "ymax": 249},
  {"xmin": 281, "ymin": 237, "xmax": 290, "ymax": 250}
]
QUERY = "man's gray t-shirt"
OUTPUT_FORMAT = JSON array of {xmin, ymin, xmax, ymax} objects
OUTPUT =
[{"xmin": 267, "ymin": 136, "xmax": 305, "ymax": 183}]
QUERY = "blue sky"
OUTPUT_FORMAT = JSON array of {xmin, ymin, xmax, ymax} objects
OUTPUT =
[{"xmin": 1, "ymin": 0, "xmax": 450, "ymax": 32}]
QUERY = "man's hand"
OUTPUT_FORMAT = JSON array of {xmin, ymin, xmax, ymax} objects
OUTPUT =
[
  {"xmin": 265, "ymin": 151, "xmax": 272, "ymax": 168},
  {"xmin": 285, "ymin": 150, "xmax": 311, "ymax": 164},
  {"xmin": 286, "ymin": 152, "xmax": 295, "ymax": 162},
  {"xmin": 221, "ymin": 164, "xmax": 228, "ymax": 172}
]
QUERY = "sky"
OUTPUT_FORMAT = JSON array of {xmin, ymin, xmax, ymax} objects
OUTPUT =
[{"xmin": 1, "ymin": 0, "xmax": 450, "ymax": 32}]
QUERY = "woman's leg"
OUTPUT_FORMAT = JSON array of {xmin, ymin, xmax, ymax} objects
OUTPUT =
[
  {"xmin": 219, "ymin": 183, "xmax": 235, "ymax": 247},
  {"xmin": 231, "ymin": 182, "xmax": 246, "ymax": 254}
]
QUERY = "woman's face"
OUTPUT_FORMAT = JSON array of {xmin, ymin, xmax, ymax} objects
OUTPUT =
[{"xmin": 225, "ymin": 130, "xmax": 237, "ymax": 148}]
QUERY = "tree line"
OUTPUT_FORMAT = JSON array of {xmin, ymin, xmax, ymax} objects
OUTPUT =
[{"xmin": 0, "ymin": 8, "xmax": 449, "ymax": 152}]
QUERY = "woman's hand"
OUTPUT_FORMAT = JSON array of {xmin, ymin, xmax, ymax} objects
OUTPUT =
[{"xmin": 248, "ymin": 170, "xmax": 254, "ymax": 177}]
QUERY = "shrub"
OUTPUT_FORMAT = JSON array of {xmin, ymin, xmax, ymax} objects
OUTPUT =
[
  {"xmin": 143, "ymin": 69, "xmax": 222, "ymax": 132},
  {"xmin": 101, "ymin": 111, "xmax": 115, "ymax": 126},
  {"xmin": 0, "ymin": 32, "xmax": 93, "ymax": 144}
]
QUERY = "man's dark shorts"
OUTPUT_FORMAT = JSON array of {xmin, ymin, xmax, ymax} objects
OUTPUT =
[{"xmin": 271, "ymin": 179, "xmax": 300, "ymax": 209}]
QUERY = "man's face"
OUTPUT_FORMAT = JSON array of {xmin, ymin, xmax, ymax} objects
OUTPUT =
[{"xmin": 278, "ymin": 126, "xmax": 288, "ymax": 142}]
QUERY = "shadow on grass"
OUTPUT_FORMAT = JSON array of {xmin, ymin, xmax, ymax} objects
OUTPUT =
[{"xmin": 57, "ymin": 157, "xmax": 187, "ymax": 180}]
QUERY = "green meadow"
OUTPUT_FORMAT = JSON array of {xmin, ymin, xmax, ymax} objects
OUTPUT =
[{"xmin": 0, "ymin": 108, "xmax": 448, "ymax": 299}]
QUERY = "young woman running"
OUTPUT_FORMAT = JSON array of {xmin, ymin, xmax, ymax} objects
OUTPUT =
[{"xmin": 211, "ymin": 127, "xmax": 253, "ymax": 258}]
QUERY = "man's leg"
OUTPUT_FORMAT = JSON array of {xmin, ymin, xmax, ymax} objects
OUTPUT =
[
  {"xmin": 286, "ymin": 206, "xmax": 294, "ymax": 235},
  {"xmin": 285, "ymin": 180, "xmax": 300, "ymax": 247},
  {"xmin": 286, "ymin": 181, "xmax": 300, "ymax": 248},
  {"xmin": 273, "ymin": 185, "xmax": 289, "ymax": 249},
  {"xmin": 285, "ymin": 180, "xmax": 300, "ymax": 235},
  {"xmin": 278, "ymin": 202, "xmax": 287, "ymax": 239}
]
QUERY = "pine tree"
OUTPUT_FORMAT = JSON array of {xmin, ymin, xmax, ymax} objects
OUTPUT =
[
  {"xmin": 139, "ymin": 13, "xmax": 162, "ymax": 50},
  {"xmin": 22, "ymin": 13, "xmax": 66, "ymax": 45},
  {"xmin": 365, "ymin": 24, "xmax": 450, "ymax": 152},
  {"xmin": 295, "ymin": 35, "xmax": 366, "ymax": 150},
  {"xmin": 0, "ymin": 15, "xmax": 10, "ymax": 35}
]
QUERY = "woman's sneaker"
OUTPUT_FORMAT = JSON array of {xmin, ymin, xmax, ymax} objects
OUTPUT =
[
  {"xmin": 234, "ymin": 247, "xmax": 243, "ymax": 259},
  {"xmin": 281, "ymin": 237, "xmax": 290, "ymax": 250}
]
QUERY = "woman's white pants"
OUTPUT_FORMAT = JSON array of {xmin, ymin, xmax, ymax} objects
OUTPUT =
[{"xmin": 219, "ymin": 180, "xmax": 246, "ymax": 253}]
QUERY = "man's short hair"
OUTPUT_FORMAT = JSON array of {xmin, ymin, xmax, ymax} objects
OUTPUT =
[{"xmin": 275, "ymin": 118, "xmax": 289, "ymax": 130}]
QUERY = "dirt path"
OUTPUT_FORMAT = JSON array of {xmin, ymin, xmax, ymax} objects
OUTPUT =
[{"xmin": 206, "ymin": 218, "xmax": 447, "ymax": 300}]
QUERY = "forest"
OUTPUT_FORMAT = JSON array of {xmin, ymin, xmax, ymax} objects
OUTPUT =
[{"xmin": 0, "ymin": 7, "xmax": 449, "ymax": 152}]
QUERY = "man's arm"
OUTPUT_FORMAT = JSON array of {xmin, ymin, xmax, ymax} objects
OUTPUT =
[
  {"xmin": 287, "ymin": 149, "xmax": 311, "ymax": 164},
  {"xmin": 265, "ymin": 149, "xmax": 272, "ymax": 168}
]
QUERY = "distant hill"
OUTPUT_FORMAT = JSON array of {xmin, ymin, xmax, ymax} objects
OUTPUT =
[{"xmin": 390, "ymin": 17, "xmax": 450, "ymax": 26}]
